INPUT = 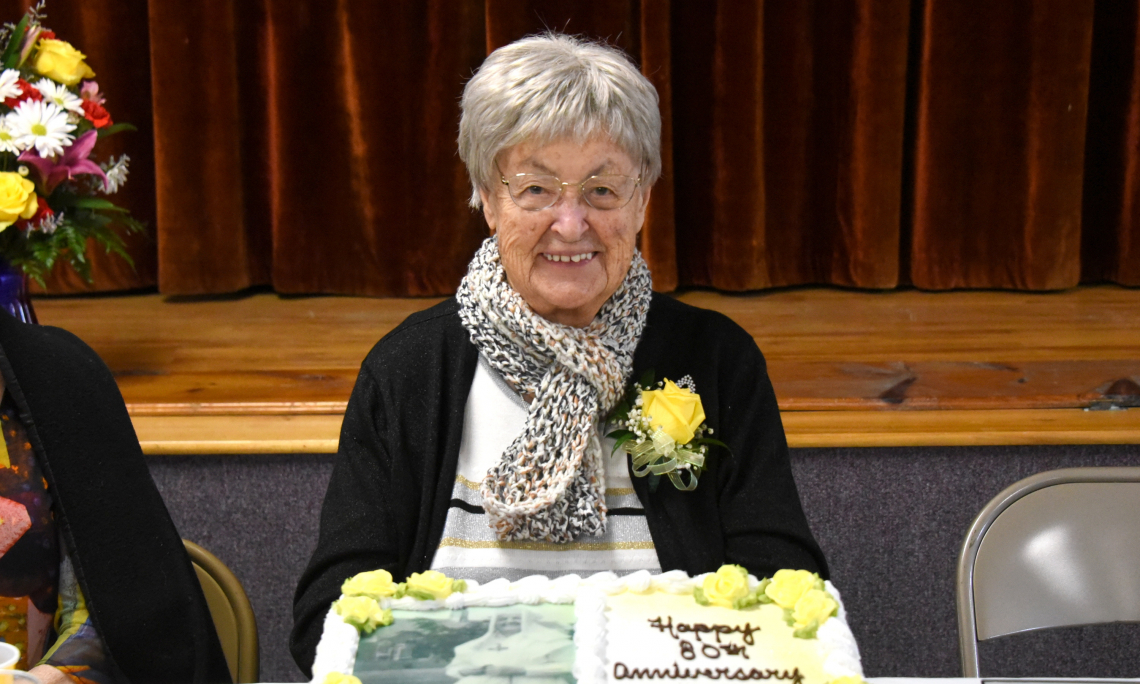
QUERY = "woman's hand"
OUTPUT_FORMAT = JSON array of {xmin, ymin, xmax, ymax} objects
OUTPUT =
[{"xmin": 29, "ymin": 665, "xmax": 69, "ymax": 684}]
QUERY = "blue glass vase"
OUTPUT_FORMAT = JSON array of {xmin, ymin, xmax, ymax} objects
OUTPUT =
[{"xmin": 0, "ymin": 260, "xmax": 37, "ymax": 324}]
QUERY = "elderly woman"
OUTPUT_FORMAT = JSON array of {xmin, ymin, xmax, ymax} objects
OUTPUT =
[{"xmin": 291, "ymin": 34, "xmax": 825, "ymax": 674}]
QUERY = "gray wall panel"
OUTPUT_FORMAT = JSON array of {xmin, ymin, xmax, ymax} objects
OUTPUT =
[{"xmin": 147, "ymin": 444, "xmax": 1140, "ymax": 682}]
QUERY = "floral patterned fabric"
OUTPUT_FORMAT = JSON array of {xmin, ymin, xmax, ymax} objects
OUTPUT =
[{"xmin": 0, "ymin": 397, "xmax": 114, "ymax": 683}]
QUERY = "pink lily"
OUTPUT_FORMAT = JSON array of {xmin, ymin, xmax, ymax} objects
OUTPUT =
[
  {"xmin": 19, "ymin": 130, "xmax": 108, "ymax": 195},
  {"xmin": 80, "ymin": 81, "xmax": 105, "ymax": 105},
  {"xmin": 17, "ymin": 26, "xmax": 43, "ymax": 67}
]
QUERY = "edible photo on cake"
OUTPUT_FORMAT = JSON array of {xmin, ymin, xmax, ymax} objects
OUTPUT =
[{"xmin": 353, "ymin": 605, "xmax": 576, "ymax": 684}]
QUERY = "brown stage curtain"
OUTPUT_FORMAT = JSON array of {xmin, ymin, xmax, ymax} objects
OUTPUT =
[{"xmin": 16, "ymin": 0, "xmax": 1140, "ymax": 295}]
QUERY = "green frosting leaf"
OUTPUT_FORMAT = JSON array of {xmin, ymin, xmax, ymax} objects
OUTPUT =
[
  {"xmin": 755, "ymin": 578, "xmax": 774, "ymax": 603},
  {"xmin": 793, "ymin": 623, "xmax": 819, "ymax": 640},
  {"xmin": 452, "ymin": 579, "xmax": 468, "ymax": 593},
  {"xmin": 404, "ymin": 588, "xmax": 437, "ymax": 601},
  {"xmin": 731, "ymin": 593, "xmax": 759, "ymax": 610},
  {"xmin": 693, "ymin": 587, "xmax": 709, "ymax": 606}
]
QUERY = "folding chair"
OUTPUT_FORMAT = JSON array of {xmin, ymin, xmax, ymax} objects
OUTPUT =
[
  {"xmin": 184, "ymin": 539, "xmax": 260, "ymax": 683},
  {"xmin": 956, "ymin": 467, "xmax": 1140, "ymax": 677}
]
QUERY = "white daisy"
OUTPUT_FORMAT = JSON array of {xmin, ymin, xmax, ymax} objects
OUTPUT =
[
  {"xmin": 0, "ymin": 69, "xmax": 22, "ymax": 102},
  {"xmin": 101, "ymin": 154, "xmax": 130, "ymax": 194},
  {"xmin": 0, "ymin": 115, "xmax": 26, "ymax": 154},
  {"xmin": 34, "ymin": 79, "xmax": 84, "ymax": 114},
  {"xmin": 9, "ymin": 99, "xmax": 75, "ymax": 157}
]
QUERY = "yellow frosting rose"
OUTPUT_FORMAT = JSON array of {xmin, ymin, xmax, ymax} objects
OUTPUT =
[
  {"xmin": 641, "ymin": 379, "xmax": 706, "ymax": 445},
  {"xmin": 34, "ymin": 39, "xmax": 96, "ymax": 86},
  {"xmin": 324, "ymin": 674, "xmax": 362, "ymax": 684},
  {"xmin": 828, "ymin": 677, "xmax": 865, "ymax": 684},
  {"xmin": 764, "ymin": 569, "xmax": 821, "ymax": 610},
  {"xmin": 792, "ymin": 588, "xmax": 837, "ymax": 630},
  {"xmin": 0, "ymin": 173, "xmax": 39, "ymax": 230},
  {"xmin": 333, "ymin": 596, "xmax": 392, "ymax": 634},
  {"xmin": 341, "ymin": 569, "xmax": 397, "ymax": 600},
  {"xmin": 405, "ymin": 570, "xmax": 456, "ymax": 600},
  {"xmin": 700, "ymin": 564, "xmax": 750, "ymax": 608}
]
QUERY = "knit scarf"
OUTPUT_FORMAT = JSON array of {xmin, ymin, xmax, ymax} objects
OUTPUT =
[{"xmin": 456, "ymin": 237, "xmax": 653, "ymax": 542}]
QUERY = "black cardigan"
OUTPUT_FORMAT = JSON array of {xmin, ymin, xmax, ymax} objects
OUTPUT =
[
  {"xmin": 0, "ymin": 312, "xmax": 231, "ymax": 684},
  {"xmin": 291, "ymin": 294, "xmax": 826, "ymax": 674}
]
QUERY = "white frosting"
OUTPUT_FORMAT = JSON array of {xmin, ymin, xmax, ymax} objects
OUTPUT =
[
  {"xmin": 309, "ymin": 602, "xmax": 362, "ymax": 684},
  {"xmin": 820, "ymin": 580, "xmax": 864, "ymax": 679},
  {"xmin": 573, "ymin": 589, "xmax": 609, "ymax": 684},
  {"xmin": 309, "ymin": 571, "xmax": 863, "ymax": 684}
]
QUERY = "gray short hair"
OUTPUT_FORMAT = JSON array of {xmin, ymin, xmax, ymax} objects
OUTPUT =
[{"xmin": 458, "ymin": 33, "xmax": 662, "ymax": 209}]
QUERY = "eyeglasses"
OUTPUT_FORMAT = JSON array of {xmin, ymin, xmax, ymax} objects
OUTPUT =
[{"xmin": 499, "ymin": 171, "xmax": 643, "ymax": 211}]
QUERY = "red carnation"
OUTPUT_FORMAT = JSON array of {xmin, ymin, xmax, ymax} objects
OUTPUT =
[
  {"xmin": 80, "ymin": 99, "xmax": 112, "ymax": 129},
  {"xmin": 15, "ymin": 196, "xmax": 53, "ymax": 232},
  {"xmin": 3, "ymin": 79, "xmax": 43, "ymax": 108},
  {"xmin": 37, "ymin": 31, "xmax": 56, "ymax": 41}
]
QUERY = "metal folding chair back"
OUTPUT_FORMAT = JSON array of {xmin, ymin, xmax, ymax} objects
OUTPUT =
[
  {"xmin": 184, "ymin": 539, "xmax": 261, "ymax": 683},
  {"xmin": 956, "ymin": 467, "xmax": 1140, "ymax": 677}
]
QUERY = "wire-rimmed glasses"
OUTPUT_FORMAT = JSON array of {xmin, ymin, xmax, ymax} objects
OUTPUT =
[{"xmin": 499, "ymin": 171, "xmax": 643, "ymax": 211}]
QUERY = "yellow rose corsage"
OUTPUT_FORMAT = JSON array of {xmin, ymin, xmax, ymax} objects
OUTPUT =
[{"xmin": 606, "ymin": 372, "xmax": 727, "ymax": 492}]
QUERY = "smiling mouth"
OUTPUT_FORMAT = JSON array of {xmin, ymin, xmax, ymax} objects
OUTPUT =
[{"xmin": 542, "ymin": 252, "xmax": 597, "ymax": 263}]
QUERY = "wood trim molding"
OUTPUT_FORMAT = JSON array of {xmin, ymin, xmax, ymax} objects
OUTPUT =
[{"xmin": 135, "ymin": 408, "xmax": 1140, "ymax": 455}]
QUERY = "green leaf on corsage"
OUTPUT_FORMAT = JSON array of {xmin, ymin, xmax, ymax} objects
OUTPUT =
[{"xmin": 606, "ymin": 429, "xmax": 636, "ymax": 456}]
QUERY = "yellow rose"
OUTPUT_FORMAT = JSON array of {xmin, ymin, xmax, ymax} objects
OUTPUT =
[
  {"xmin": 641, "ymin": 379, "xmax": 706, "ymax": 445},
  {"xmin": 324, "ymin": 674, "xmax": 362, "ymax": 684},
  {"xmin": 341, "ymin": 569, "xmax": 397, "ymax": 600},
  {"xmin": 405, "ymin": 570, "xmax": 456, "ymax": 600},
  {"xmin": 701, "ymin": 564, "xmax": 750, "ymax": 608},
  {"xmin": 792, "ymin": 588, "xmax": 837, "ymax": 629},
  {"xmin": 764, "ymin": 569, "xmax": 821, "ymax": 610},
  {"xmin": 0, "ymin": 173, "xmax": 39, "ymax": 230},
  {"xmin": 34, "ymin": 39, "xmax": 96, "ymax": 86},
  {"xmin": 333, "ymin": 596, "xmax": 392, "ymax": 634}
]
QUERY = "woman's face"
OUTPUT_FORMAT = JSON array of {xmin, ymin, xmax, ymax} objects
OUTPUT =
[{"xmin": 480, "ymin": 136, "xmax": 651, "ymax": 328}]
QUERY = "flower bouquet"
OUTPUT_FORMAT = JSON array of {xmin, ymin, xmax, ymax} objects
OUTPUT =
[{"xmin": 0, "ymin": 3, "xmax": 142, "ymax": 292}]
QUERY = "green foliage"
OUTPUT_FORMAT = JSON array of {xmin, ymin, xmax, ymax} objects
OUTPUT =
[
  {"xmin": 1, "ymin": 199, "xmax": 145, "ymax": 287},
  {"xmin": 96, "ymin": 122, "xmax": 136, "ymax": 139},
  {"xmin": 0, "ymin": 14, "xmax": 28, "ymax": 68},
  {"xmin": 605, "ymin": 429, "xmax": 636, "ymax": 456}
]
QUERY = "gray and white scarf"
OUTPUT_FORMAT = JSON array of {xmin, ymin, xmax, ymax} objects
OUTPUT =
[{"xmin": 456, "ymin": 237, "xmax": 653, "ymax": 542}]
